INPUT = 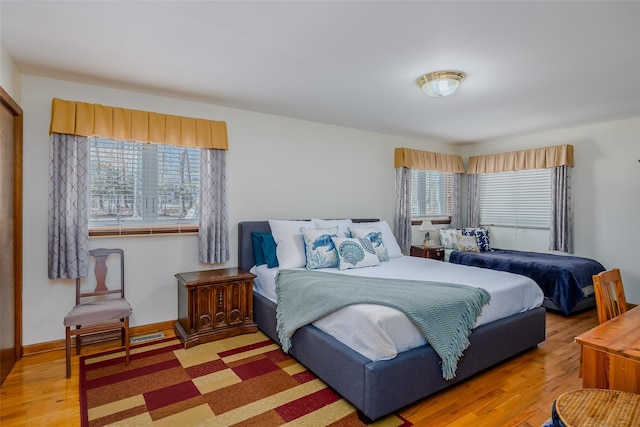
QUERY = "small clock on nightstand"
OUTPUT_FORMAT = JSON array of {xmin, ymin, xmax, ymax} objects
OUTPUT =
[{"xmin": 410, "ymin": 245, "xmax": 445, "ymax": 261}]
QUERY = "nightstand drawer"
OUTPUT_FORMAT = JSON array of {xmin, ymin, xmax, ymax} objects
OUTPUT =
[{"xmin": 410, "ymin": 245, "xmax": 445, "ymax": 261}]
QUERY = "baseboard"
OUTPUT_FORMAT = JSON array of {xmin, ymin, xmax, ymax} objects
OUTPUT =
[{"xmin": 22, "ymin": 320, "xmax": 177, "ymax": 356}]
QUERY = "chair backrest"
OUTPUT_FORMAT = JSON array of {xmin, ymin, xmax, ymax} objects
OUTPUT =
[
  {"xmin": 592, "ymin": 268, "xmax": 627, "ymax": 324},
  {"xmin": 76, "ymin": 248, "xmax": 125, "ymax": 305}
]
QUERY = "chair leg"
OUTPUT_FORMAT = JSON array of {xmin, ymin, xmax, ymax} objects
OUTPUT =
[
  {"xmin": 65, "ymin": 327, "xmax": 71, "ymax": 378},
  {"xmin": 124, "ymin": 318, "xmax": 130, "ymax": 365},
  {"xmin": 76, "ymin": 326, "xmax": 81, "ymax": 356}
]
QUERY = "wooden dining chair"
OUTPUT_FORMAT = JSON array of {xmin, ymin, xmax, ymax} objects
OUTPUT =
[
  {"xmin": 63, "ymin": 248, "xmax": 132, "ymax": 378},
  {"xmin": 592, "ymin": 268, "xmax": 627, "ymax": 324}
]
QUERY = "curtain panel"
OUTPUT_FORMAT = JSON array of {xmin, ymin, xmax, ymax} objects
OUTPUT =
[
  {"xmin": 48, "ymin": 134, "xmax": 90, "ymax": 279},
  {"xmin": 50, "ymin": 98, "xmax": 228, "ymax": 150},
  {"xmin": 199, "ymin": 149, "xmax": 230, "ymax": 264},
  {"xmin": 550, "ymin": 165, "xmax": 574, "ymax": 253},
  {"xmin": 450, "ymin": 173, "xmax": 463, "ymax": 229},
  {"xmin": 394, "ymin": 167, "xmax": 412, "ymax": 252},
  {"xmin": 467, "ymin": 144, "xmax": 573, "ymax": 174},
  {"xmin": 466, "ymin": 174, "xmax": 481, "ymax": 228}
]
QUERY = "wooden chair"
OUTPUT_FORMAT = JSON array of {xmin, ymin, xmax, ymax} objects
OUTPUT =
[
  {"xmin": 592, "ymin": 268, "xmax": 627, "ymax": 324},
  {"xmin": 63, "ymin": 248, "xmax": 132, "ymax": 378}
]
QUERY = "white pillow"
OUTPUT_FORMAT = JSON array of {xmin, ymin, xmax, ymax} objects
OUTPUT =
[
  {"xmin": 348, "ymin": 226, "xmax": 389, "ymax": 262},
  {"xmin": 331, "ymin": 237, "xmax": 380, "ymax": 270},
  {"xmin": 349, "ymin": 220, "xmax": 402, "ymax": 258},
  {"xmin": 268, "ymin": 220, "xmax": 314, "ymax": 269},
  {"xmin": 300, "ymin": 226, "xmax": 339, "ymax": 269},
  {"xmin": 312, "ymin": 218, "xmax": 354, "ymax": 238}
]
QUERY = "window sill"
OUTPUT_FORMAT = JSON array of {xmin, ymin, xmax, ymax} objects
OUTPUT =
[
  {"xmin": 411, "ymin": 218, "xmax": 451, "ymax": 226},
  {"xmin": 89, "ymin": 225, "xmax": 198, "ymax": 237}
]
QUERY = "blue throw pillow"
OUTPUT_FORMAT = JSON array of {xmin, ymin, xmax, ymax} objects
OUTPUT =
[
  {"xmin": 251, "ymin": 232, "xmax": 267, "ymax": 266},
  {"xmin": 251, "ymin": 232, "xmax": 279, "ymax": 268},
  {"xmin": 261, "ymin": 233, "xmax": 279, "ymax": 268}
]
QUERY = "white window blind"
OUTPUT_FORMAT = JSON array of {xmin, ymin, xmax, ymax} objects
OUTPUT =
[
  {"xmin": 479, "ymin": 169, "xmax": 550, "ymax": 229},
  {"xmin": 410, "ymin": 170, "xmax": 453, "ymax": 218},
  {"xmin": 89, "ymin": 138, "xmax": 200, "ymax": 228}
]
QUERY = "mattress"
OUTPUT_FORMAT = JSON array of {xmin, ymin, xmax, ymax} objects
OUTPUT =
[{"xmin": 251, "ymin": 255, "xmax": 544, "ymax": 361}]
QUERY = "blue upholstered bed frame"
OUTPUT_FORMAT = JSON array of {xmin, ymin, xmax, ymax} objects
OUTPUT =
[{"xmin": 238, "ymin": 221, "xmax": 547, "ymax": 421}]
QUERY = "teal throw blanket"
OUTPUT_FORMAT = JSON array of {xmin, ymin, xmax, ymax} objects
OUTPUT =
[{"xmin": 275, "ymin": 269, "xmax": 491, "ymax": 380}]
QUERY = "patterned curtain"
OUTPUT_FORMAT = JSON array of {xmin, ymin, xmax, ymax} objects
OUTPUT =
[
  {"xmin": 48, "ymin": 134, "xmax": 89, "ymax": 279},
  {"xmin": 199, "ymin": 149, "xmax": 229, "ymax": 264},
  {"xmin": 450, "ymin": 173, "xmax": 463, "ymax": 229},
  {"xmin": 550, "ymin": 165, "xmax": 574, "ymax": 253},
  {"xmin": 467, "ymin": 173, "xmax": 481, "ymax": 228},
  {"xmin": 394, "ymin": 167, "xmax": 412, "ymax": 252}
]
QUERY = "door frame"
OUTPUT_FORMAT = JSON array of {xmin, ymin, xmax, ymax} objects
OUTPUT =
[{"xmin": 1, "ymin": 86, "xmax": 23, "ymax": 363}]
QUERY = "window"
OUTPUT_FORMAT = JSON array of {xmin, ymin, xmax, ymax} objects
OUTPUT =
[
  {"xmin": 410, "ymin": 170, "xmax": 454, "ymax": 219},
  {"xmin": 479, "ymin": 169, "xmax": 550, "ymax": 229},
  {"xmin": 89, "ymin": 138, "xmax": 200, "ymax": 231}
]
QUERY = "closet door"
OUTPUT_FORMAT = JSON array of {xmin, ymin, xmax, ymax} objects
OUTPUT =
[{"xmin": 0, "ymin": 87, "xmax": 23, "ymax": 384}]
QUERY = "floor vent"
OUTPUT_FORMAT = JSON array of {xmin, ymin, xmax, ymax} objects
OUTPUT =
[{"xmin": 130, "ymin": 332, "xmax": 165, "ymax": 344}]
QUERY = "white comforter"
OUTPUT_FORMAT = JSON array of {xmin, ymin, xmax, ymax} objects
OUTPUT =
[{"xmin": 251, "ymin": 255, "xmax": 543, "ymax": 361}]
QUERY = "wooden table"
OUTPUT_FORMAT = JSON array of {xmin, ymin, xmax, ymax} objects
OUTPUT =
[{"xmin": 575, "ymin": 305, "xmax": 640, "ymax": 393}]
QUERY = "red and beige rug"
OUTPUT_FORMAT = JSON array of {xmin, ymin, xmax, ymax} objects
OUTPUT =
[{"xmin": 79, "ymin": 331, "xmax": 412, "ymax": 426}]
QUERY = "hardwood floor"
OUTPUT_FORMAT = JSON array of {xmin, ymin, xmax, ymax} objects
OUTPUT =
[{"xmin": 0, "ymin": 309, "xmax": 598, "ymax": 427}]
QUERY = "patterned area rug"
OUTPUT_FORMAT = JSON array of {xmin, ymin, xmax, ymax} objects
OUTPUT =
[{"xmin": 79, "ymin": 331, "xmax": 412, "ymax": 426}]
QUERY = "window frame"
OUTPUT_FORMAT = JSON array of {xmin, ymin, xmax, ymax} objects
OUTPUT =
[
  {"xmin": 410, "ymin": 169, "xmax": 454, "ymax": 225},
  {"xmin": 88, "ymin": 138, "xmax": 200, "ymax": 237},
  {"xmin": 478, "ymin": 168, "xmax": 551, "ymax": 229}
]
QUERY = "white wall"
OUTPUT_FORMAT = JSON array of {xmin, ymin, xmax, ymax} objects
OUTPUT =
[
  {"xmin": 0, "ymin": 42, "xmax": 22, "ymax": 104},
  {"xmin": 457, "ymin": 117, "xmax": 640, "ymax": 304},
  {"xmin": 21, "ymin": 74, "xmax": 455, "ymax": 345}
]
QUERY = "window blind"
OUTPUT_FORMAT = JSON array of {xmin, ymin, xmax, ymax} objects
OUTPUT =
[
  {"xmin": 89, "ymin": 138, "xmax": 200, "ymax": 228},
  {"xmin": 479, "ymin": 169, "xmax": 550, "ymax": 229},
  {"xmin": 411, "ymin": 170, "xmax": 453, "ymax": 218}
]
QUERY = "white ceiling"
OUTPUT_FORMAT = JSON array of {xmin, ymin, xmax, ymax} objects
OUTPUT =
[{"xmin": 2, "ymin": 1, "xmax": 639, "ymax": 143}]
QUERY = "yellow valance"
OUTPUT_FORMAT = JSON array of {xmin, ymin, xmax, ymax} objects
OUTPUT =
[
  {"xmin": 49, "ymin": 98, "xmax": 228, "ymax": 150},
  {"xmin": 467, "ymin": 144, "xmax": 573, "ymax": 174},
  {"xmin": 394, "ymin": 147, "xmax": 465, "ymax": 173}
]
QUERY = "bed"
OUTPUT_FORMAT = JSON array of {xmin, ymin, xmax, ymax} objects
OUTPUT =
[
  {"xmin": 448, "ymin": 249, "xmax": 605, "ymax": 315},
  {"xmin": 439, "ymin": 226, "xmax": 605, "ymax": 315},
  {"xmin": 238, "ymin": 219, "xmax": 547, "ymax": 421}
]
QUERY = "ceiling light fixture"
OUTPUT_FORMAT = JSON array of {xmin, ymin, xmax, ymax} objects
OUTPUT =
[{"xmin": 417, "ymin": 70, "xmax": 466, "ymax": 97}]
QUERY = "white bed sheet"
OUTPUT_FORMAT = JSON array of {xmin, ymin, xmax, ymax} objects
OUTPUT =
[{"xmin": 251, "ymin": 255, "xmax": 543, "ymax": 362}]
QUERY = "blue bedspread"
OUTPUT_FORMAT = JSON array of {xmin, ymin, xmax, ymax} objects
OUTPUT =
[{"xmin": 449, "ymin": 249, "xmax": 605, "ymax": 315}]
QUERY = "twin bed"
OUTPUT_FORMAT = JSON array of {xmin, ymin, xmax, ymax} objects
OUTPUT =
[
  {"xmin": 448, "ymin": 249, "xmax": 605, "ymax": 315},
  {"xmin": 437, "ymin": 227, "xmax": 605, "ymax": 315},
  {"xmin": 238, "ymin": 219, "xmax": 547, "ymax": 421}
]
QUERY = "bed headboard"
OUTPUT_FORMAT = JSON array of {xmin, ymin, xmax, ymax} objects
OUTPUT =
[{"xmin": 237, "ymin": 219, "xmax": 379, "ymax": 272}]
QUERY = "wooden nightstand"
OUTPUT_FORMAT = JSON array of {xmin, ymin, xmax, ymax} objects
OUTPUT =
[
  {"xmin": 175, "ymin": 267, "xmax": 257, "ymax": 349},
  {"xmin": 410, "ymin": 245, "xmax": 445, "ymax": 261}
]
